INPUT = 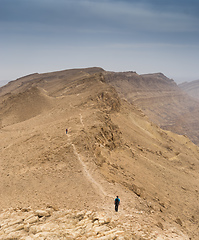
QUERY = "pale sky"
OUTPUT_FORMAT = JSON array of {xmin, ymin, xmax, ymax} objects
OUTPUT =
[{"xmin": 1, "ymin": 0, "xmax": 199, "ymax": 86}]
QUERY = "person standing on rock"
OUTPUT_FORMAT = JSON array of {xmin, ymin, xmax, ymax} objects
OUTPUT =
[{"xmin": 114, "ymin": 196, "xmax": 120, "ymax": 212}]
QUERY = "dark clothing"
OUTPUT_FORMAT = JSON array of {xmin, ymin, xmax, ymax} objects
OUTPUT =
[
  {"xmin": 114, "ymin": 197, "xmax": 120, "ymax": 212},
  {"xmin": 115, "ymin": 204, "xmax": 119, "ymax": 212}
]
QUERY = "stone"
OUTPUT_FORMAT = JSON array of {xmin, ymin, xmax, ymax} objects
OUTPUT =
[
  {"xmin": 3, "ymin": 223, "xmax": 24, "ymax": 234},
  {"xmin": 35, "ymin": 210, "xmax": 51, "ymax": 217},
  {"xmin": 2, "ymin": 231, "xmax": 24, "ymax": 239},
  {"xmin": 29, "ymin": 225, "xmax": 38, "ymax": 234},
  {"xmin": 156, "ymin": 222, "xmax": 164, "ymax": 230},
  {"xmin": 2, "ymin": 217, "xmax": 23, "ymax": 229},
  {"xmin": 24, "ymin": 215, "xmax": 39, "ymax": 224},
  {"xmin": 175, "ymin": 218, "xmax": 183, "ymax": 226},
  {"xmin": 24, "ymin": 223, "xmax": 30, "ymax": 232},
  {"xmin": 21, "ymin": 207, "xmax": 32, "ymax": 212}
]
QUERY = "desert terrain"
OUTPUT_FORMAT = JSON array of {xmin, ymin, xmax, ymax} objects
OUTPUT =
[
  {"xmin": 105, "ymin": 71, "xmax": 199, "ymax": 145},
  {"xmin": 0, "ymin": 67, "xmax": 199, "ymax": 239}
]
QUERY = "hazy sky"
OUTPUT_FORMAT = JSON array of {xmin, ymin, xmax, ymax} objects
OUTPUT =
[{"xmin": 1, "ymin": 0, "xmax": 199, "ymax": 86}]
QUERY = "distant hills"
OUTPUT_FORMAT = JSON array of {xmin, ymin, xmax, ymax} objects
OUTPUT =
[
  {"xmin": 179, "ymin": 79, "xmax": 199, "ymax": 100},
  {"xmin": 105, "ymin": 71, "xmax": 199, "ymax": 145}
]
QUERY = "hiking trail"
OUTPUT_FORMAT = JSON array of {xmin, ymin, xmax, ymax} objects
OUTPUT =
[{"xmin": 66, "ymin": 113, "xmax": 108, "ymax": 198}]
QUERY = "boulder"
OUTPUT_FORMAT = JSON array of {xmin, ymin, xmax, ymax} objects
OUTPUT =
[{"xmin": 34, "ymin": 210, "xmax": 51, "ymax": 217}]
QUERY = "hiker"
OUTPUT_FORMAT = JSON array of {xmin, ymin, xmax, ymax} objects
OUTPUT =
[
  {"xmin": 114, "ymin": 196, "xmax": 120, "ymax": 212},
  {"xmin": 66, "ymin": 129, "xmax": 68, "ymax": 134}
]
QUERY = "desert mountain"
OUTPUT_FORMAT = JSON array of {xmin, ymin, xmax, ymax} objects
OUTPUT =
[
  {"xmin": 105, "ymin": 71, "xmax": 199, "ymax": 145},
  {"xmin": 0, "ymin": 67, "xmax": 199, "ymax": 239},
  {"xmin": 179, "ymin": 79, "xmax": 199, "ymax": 100}
]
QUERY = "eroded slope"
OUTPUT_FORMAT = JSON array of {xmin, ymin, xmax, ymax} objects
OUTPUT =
[
  {"xmin": 105, "ymin": 71, "xmax": 199, "ymax": 145},
  {"xmin": 0, "ymin": 68, "xmax": 199, "ymax": 239}
]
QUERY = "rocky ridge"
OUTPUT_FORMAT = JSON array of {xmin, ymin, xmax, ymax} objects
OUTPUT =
[{"xmin": 0, "ymin": 67, "xmax": 199, "ymax": 239}]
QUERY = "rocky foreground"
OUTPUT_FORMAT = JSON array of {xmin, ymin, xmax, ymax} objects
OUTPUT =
[{"xmin": 0, "ymin": 206, "xmax": 189, "ymax": 240}]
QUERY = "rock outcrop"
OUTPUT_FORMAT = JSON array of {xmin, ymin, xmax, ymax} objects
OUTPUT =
[{"xmin": 0, "ymin": 206, "xmax": 189, "ymax": 240}]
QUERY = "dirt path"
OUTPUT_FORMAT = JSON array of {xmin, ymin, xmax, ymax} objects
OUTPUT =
[
  {"xmin": 66, "ymin": 114, "xmax": 108, "ymax": 198},
  {"xmin": 71, "ymin": 141, "xmax": 107, "ymax": 197}
]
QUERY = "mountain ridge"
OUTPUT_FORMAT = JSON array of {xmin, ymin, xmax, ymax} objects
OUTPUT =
[
  {"xmin": 105, "ymin": 71, "xmax": 199, "ymax": 145},
  {"xmin": 0, "ymin": 67, "xmax": 199, "ymax": 239}
]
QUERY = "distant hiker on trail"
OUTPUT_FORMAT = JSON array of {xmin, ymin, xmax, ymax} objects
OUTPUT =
[
  {"xmin": 66, "ymin": 129, "xmax": 68, "ymax": 134},
  {"xmin": 114, "ymin": 196, "xmax": 120, "ymax": 212}
]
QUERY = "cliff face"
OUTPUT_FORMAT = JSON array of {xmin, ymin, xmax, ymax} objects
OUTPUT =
[
  {"xmin": 105, "ymin": 71, "xmax": 199, "ymax": 145},
  {"xmin": 0, "ymin": 68, "xmax": 199, "ymax": 239}
]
